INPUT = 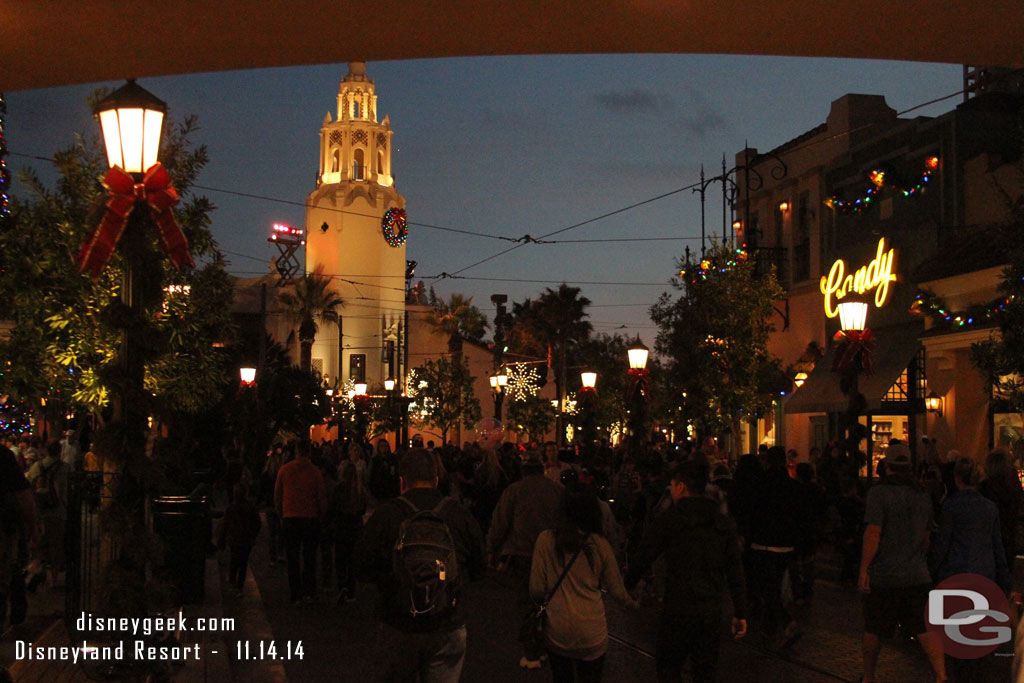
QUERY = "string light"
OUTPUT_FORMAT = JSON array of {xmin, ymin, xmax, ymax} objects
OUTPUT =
[
  {"xmin": 911, "ymin": 290, "xmax": 1012, "ymax": 328},
  {"xmin": 826, "ymin": 159, "xmax": 937, "ymax": 214}
]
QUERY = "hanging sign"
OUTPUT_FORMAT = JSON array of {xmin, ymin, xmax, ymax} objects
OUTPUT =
[{"xmin": 820, "ymin": 237, "xmax": 897, "ymax": 318}]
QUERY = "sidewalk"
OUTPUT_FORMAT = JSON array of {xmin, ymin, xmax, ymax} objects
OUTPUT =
[{"xmin": 1, "ymin": 557, "xmax": 233, "ymax": 683}]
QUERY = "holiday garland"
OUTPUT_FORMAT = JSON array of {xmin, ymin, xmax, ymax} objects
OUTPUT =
[
  {"xmin": 677, "ymin": 248, "xmax": 748, "ymax": 285},
  {"xmin": 911, "ymin": 289, "xmax": 1011, "ymax": 329},
  {"xmin": 381, "ymin": 207, "xmax": 408, "ymax": 247},
  {"xmin": 826, "ymin": 157, "xmax": 938, "ymax": 215}
]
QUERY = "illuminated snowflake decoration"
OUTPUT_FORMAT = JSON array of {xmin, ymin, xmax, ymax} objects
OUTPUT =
[{"xmin": 505, "ymin": 364, "xmax": 541, "ymax": 402}]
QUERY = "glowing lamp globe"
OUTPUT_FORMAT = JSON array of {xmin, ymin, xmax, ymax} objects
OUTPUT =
[
  {"xmin": 580, "ymin": 371, "xmax": 597, "ymax": 389},
  {"xmin": 239, "ymin": 367, "xmax": 256, "ymax": 385},
  {"xmin": 489, "ymin": 375, "xmax": 498, "ymax": 389},
  {"xmin": 794, "ymin": 372, "xmax": 808, "ymax": 388},
  {"xmin": 384, "ymin": 378, "xmax": 396, "ymax": 392},
  {"xmin": 354, "ymin": 382, "xmax": 368, "ymax": 396},
  {"xmin": 627, "ymin": 337, "xmax": 649, "ymax": 371},
  {"xmin": 837, "ymin": 298, "xmax": 869, "ymax": 333},
  {"xmin": 95, "ymin": 80, "xmax": 166, "ymax": 175},
  {"xmin": 497, "ymin": 370, "xmax": 508, "ymax": 388}
]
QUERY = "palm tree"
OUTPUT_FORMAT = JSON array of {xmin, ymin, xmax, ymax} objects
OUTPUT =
[
  {"xmin": 514, "ymin": 284, "xmax": 592, "ymax": 445},
  {"xmin": 278, "ymin": 265, "xmax": 344, "ymax": 374},
  {"xmin": 426, "ymin": 292, "xmax": 488, "ymax": 358}
]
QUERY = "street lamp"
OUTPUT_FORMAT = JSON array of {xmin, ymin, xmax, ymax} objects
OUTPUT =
[
  {"xmin": 354, "ymin": 382, "xmax": 367, "ymax": 396},
  {"xmin": 239, "ymin": 367, "xmax": 256, "ymax": 387},
  {"xmin": 384, "ymin": 378, "xmax": 396, "ymax": 392},
  {"xmin": 626, "ymin": 337, "xmax": 650, "ymax": 456},
  {"xmin": 837, "ymin": 298, "xmax": 868, "ymax": 334},
  {"xmin": 490, "ymin": 368, "xmax": 507, "ymax": 421},
  {"xmin": 627, "ymin": 338, "xmax": 649, "ymax": 372},
  {"xmin": 96, "ymin": 80, "xmax": 166, "ymax": 175}
]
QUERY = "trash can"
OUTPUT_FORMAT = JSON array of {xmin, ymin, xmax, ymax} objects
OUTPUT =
[{"xmin": 151, "ymin": 496, "xmax": 209, "ymax": 604}]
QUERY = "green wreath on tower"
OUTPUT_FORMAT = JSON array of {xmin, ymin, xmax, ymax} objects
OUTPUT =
[{"xmin": 382, "ymin": 207, "xmax": 408, "ymax": 247}]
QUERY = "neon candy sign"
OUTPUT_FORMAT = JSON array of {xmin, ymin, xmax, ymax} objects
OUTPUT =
[{"xmin": 820, "ymin": 237, "xmax": 897, "ymax": 318}]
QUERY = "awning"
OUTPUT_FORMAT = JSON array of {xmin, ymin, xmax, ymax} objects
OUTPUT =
[{"xmin": 784, "ymin": 322, "xmax": 924, "ymax": 414}]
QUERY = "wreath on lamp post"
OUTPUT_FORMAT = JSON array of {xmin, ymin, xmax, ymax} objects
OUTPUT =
[{"xmin": 831, "ymin": 328, "xmax": 875, "ymax": 394}]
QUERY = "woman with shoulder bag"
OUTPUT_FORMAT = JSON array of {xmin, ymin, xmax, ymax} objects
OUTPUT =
[{"xmin": 529, "ymin": 483, "xmax": 639, "ymax": 683}]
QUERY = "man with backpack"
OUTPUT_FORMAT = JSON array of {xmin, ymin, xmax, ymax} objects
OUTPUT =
[
  {"xmin": 25, "ymin": 441, "xmax": 67, "ymax": 587},
  {"xmin": 355, "ymin": 448, "xmax": 485, "ymax": 683}
]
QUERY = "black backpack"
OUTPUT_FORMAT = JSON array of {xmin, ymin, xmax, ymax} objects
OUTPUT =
[{"xmin": 392, "ymin": 496, "xmax": 459, "ymax": 618}]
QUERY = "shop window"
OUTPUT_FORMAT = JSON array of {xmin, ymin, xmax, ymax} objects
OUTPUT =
[
  {"xmin": 349, "ymin": 354, "xmax": 366, "ymax": 383},
  {"xmin": 883, "ymin": 348, "xmax": 926, "ymax": 402}
]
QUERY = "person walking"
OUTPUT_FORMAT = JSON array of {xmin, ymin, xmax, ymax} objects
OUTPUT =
[
  {"xmin": 529, "ymin": 483, "xmax": 638, "ymax": 683},
  {"xmin": 624, "ymin": 460, "xmax": 747, "ymax": 683},
  {"xmin": 274, "ymin": 442, "xmax": 327, "ymax": 604},
  {"xmin": 354, "ymin": 448, "xmax": 484, "ymax": 683},
  {"xmin": 746, "ymin": 446, "xmax": 805, "ymax": 647},
  {"xmin": 979, "ymin": 448, "xmax": 1023, "ymax": 573},
  {"xmin": 858, "ymin": 453, "xmax": 946, "ymax": 683},
  {"xmin": 930, "ymin": 456, "xmax": 1011, "ymax": 589},
  {"xmin": 262, "ymin": 444, "xmax": 286, "ymax": 565},
  {"xmin": 0, "ymin": 444, "xmax": 36, "ymax": 630},
  {"xmin": 220, "ymin": 483, "xmax": 262, "ymax": 592},
  {"xmin": 487, "ymin": 453, "xmax": 564, "ymax": 669},
  {"xmin": 25, "ymin": 441, "xmax": 67, "ymax": 587},
  {"xmin": 329, "ymin": 460, "xmax": 368, "ymax": 604}
]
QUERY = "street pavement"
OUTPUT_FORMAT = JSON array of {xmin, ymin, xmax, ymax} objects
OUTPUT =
[{"xmin": 217, "ymin": 514, "xmax": 1016, "ymax": 683}]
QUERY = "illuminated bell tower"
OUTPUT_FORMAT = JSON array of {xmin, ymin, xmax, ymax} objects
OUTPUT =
[{"xmin": 305, "ymin": 61, "xmax": 406, "ymax": 390}]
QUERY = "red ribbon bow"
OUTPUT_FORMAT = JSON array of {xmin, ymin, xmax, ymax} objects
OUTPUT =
[
  {"xmin": 832, "ymin": 328, "xmax": 876, "ymax": 375},
  {"xmin": 77, "ymin": 162, "xmax": 195, "ymax": 279}
]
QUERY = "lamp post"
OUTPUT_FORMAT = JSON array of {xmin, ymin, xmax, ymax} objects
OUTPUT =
[
  {"xmin": 579, "ymin": 370, "xmax": 598, "ymax": 464},
  {"xmin": 490, "ymin": 367, "xmax": 507, "ymax": 421},
  {"xmin": 88, "ymin": 79, "xmax": 194, "ymax": 618},
  {"xmin": 627, "ymin": 337, "xmax": 650, "ymax": 457},
  {"xmin": 353, "ymin": 382, "xmax": 369, "ymax": 440},
  {"xmin": 384, "ymin": 377, "xmax": 399, "ymax": 448},
  {"xmin": 834, "ymin": 295, "xmax": 872, "ymax": 479}
]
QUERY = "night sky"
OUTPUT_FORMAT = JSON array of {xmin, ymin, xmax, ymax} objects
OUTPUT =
[{"xmin": 4, "ymin": 54, "xmax": 963, "ymax": 342}]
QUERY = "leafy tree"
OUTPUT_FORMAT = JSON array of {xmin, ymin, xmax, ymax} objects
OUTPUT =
[
  {"xmin": 427, "ymin": 291, "xmax": 488, "ymax": 357},
  {"xmin": 410, "ymin": 355, "xmax": 481, "ymax": 445},
  {"xmin": 508, "ymin": 394, "xmax": 556, "ymax": 444},
  {"xmin": 650, "ymin": 242, "xmax": 784, "ymax": 448},
  {"xmin": 278, "ymin": 264, "xmax": 343, "ymax": 374}
]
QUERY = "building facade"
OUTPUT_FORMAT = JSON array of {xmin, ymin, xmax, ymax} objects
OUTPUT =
[
  {"xmin": 737, "ymin": 80, "xmax": 1023, "ymax": 467},
  {"xmin": 304, "ymin": 62, "xmax": 407, "ymax": 393}
]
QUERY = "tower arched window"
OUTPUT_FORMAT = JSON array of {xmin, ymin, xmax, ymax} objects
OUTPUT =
[
  {"xmin": 353, "ymin": 149, "xmax": 365, "ymax": 180},
  {"xmin": 377, "ymin": 151, "xmax": 384, "ymax": 175},
  {"xmin": 331, "ymin": 149, "xmax": 340, "ymax": 173},
  {"xmin": 353, "ymin": 100, "xmax": 360, "ymax": 118}
]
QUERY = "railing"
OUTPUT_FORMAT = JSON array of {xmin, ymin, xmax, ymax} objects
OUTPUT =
[
  {"xmin": 753, "ymin": 246, "xmax": 789, "ymax": 285},
  {"xmin": 65, "ymin": 469, "xmax": 119, "ymax": 627}
]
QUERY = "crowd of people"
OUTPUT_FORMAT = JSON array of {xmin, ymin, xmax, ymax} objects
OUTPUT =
[
  {"xmin": 230, "ymin": 432, "xmax": 1024, "ymax": 682},
  {"xmin": 1, "ymin": 428, "xmax": 1022, "ymax": 682}
]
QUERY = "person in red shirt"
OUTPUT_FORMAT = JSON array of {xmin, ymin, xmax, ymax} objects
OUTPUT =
[{"xmin": 274, "ymin": 442, "xmax": 327, "ymax": 603}]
